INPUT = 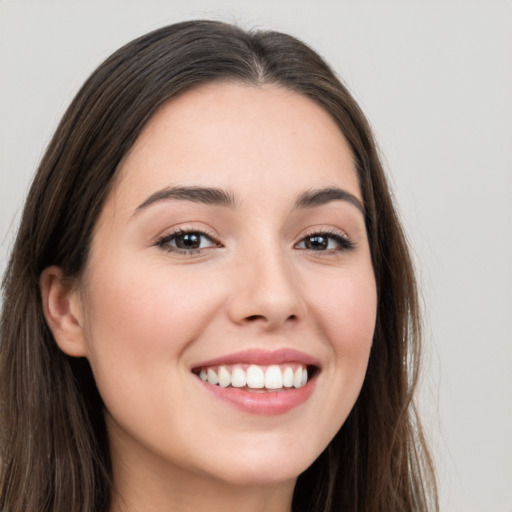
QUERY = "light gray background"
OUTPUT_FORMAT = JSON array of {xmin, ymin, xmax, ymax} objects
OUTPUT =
[{"xmin": 1, "ymin": 1, "xmax": 511, "ymax": 511}]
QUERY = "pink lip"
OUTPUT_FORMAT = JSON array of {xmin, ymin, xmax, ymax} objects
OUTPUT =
[
  {"xmin": 198, "ymin": 379, "xmax": 316, "ymax": 415},
  {"xmin": 192, "ymin": 348, "xmax": 319, "ymax": 415},
  {"xmin": 192, "ymin": 348, "xmax": 320, "ymax": 369}
]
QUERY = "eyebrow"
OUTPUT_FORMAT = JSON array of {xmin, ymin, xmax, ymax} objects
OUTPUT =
[
  {"xmin": 133, "ymin": 185, "xmax": 364, "ymax": 217},
  {"xmin": 294, "ymin": 187, "xmax": 365, "ymax": 214},
  {"xmin": 134, "ymin": 186, "xmax": 237, "ymax": 216}
]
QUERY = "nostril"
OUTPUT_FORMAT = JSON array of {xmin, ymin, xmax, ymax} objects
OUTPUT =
[
  {"xmin": 245, "ymin": 313, "xmax": 297, "ymax": 323},
  {"xmin": 247, "ymin": 315, "xmax": 263, "ymax": 321}
]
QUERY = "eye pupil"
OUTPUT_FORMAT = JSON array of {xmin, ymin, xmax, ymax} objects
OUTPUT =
[
  {"xmin": 176, "ymin": 233, "xmax": 201, "ymax": 249},
  {"xmin": 305, "ymin": 235, "xmax": 328, "ymax": 250}
]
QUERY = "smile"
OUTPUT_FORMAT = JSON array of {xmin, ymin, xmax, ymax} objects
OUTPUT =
[
  {"xmin": 194, "ymin": 363, "xmax": 309, "ymax": 390},
  {"xmin": 191, "ymin": 349, "xmax": 320, "ymax": 415}
]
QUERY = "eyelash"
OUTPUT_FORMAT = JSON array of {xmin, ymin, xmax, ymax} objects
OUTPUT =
[
  {"xmin": 156, "ymin": 228, "xmax": 221, "ymax": 255},
  {"xmin": 295, "ymin": 229, "xmax": 355, "ymax": 253},
  {"xmin": 155, "ymin": 228, "xmax": 355, "ymax": 255}
]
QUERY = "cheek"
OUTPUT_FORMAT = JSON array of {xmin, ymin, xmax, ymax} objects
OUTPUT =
[
  {"xmin": 81, "ymin": 259, "xmax": 223, "ymax": 389},
  {"xmin": 297, "ymin": 266, "xmax": 376, "ymax": 450},
  {"xmin": 79, "ymin": 259, "xmax": 229, "ymax": 455},
  {"xmin": 87, "ymin": 258, "xmax": 217, "ymax": 332},
  {"xmin": 310, "ymin": 268, "xmax": 377, "ymax": 368}
]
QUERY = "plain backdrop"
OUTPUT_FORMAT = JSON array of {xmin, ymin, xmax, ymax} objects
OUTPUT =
[{"xmin": 1, "ymin": 1, "xmax": 511, "ymax": 511}]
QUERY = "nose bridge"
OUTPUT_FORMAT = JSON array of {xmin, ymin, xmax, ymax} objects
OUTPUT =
[{"xmin": 227, "ymin": 238, "xmax": 305, "ymax": 329}]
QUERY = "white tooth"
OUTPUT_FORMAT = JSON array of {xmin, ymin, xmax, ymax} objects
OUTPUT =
[
  {"xmin": 301, "ymin": 367, "xmax": 308, "ymax": 386},
  {"xmin": 293, "ymin": 367, "xmax": 303, "ymax": 388},
  {"xmin": 207, "ymin": 368, "xmax": 219, "ymax": 385},
  {"xmin": 265, "ymin": 365, "xmax": 283, "ymax": 389},
  {"xmin": 283, "ymin": 367, "xmax": 294, "ymax": 387},
  {"xmin": 218, "ymin": 366, "xmax": 231, "ymax": 388},
  {"xmin": 246, "ymin": 365, "xmax": 264, "ymax": 389},
  {"xmin": 199, "ymin": 369, "xmax": 207, "ymax": 381},
  {"xmin": 231, "ymin": 366, "xmax": 247, "ymax": 388}
]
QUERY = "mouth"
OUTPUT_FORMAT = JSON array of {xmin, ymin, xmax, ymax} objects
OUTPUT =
[
  {"xmin": 192, "ymin": 363, "xmax": 318, "ymax": 391},
  {"xmin": 191, "ymin": 349, "xmax": 320, "ymax": 414}
]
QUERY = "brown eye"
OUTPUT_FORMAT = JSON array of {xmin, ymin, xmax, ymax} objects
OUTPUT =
[
  {"xmin": 295, "ymin": 232, "xmax": 354, "ymax": 252},
  {"xmin": 303, "ymin": 235, "xmax": 329, "ymax": 250},
  {"xmin": 157, "ymin": 230, "xmax": 219, "ymax": 253},
  {"xmin": 174, "ymin": 233, "xmax": 202, "ymax": 249}
]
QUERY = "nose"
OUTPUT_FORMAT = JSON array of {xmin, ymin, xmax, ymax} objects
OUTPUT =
[{"xmin": 226, "ymin": 248, "xmax": 307, "ymax": 330}]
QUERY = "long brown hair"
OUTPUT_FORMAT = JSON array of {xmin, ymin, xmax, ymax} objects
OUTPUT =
[{"xmin": 0, "ymin": 20, "xmax": 437, "ymax": 511}]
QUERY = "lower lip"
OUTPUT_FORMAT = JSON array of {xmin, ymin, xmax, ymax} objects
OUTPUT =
[{"xmin": 197, "ymin": 377, "xmax": 316, "ymax": 415}]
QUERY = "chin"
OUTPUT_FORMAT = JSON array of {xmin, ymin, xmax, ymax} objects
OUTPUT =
[
  {"xmin": 203, "ymin": 460, "xmax": 306, "ymax": 489},
  {"xmin": 192, "ymin": 434, "xmax": 326, "ymax": 488}
]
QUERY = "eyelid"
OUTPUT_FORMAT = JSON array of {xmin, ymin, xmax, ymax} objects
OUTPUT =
[{"xmin": 300, "ymin": 226, "xmax": 350, "ymax": 239}]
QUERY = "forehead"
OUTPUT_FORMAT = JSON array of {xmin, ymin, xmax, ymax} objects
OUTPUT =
[{"xmin": 110, "ymin": 82, "xmax": 360, "ymax": 215}]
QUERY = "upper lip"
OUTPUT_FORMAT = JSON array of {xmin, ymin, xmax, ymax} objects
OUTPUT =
[{"xmin": 191, "ymin": 348, "xmax": 320, "ymax": 369}]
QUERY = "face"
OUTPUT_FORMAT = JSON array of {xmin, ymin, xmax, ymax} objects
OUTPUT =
[{"xmin": 75, "ymin": 83, "xmax": 377, "ymax": 491}]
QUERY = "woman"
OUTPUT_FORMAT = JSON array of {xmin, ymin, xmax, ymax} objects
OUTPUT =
[{"xmin": 0, "ymin": 20, "xmax": 437, "ymax": 512}]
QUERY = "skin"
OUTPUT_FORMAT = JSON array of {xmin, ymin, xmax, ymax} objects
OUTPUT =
[{"xmin": 42, "ymin": 83, "xmax": 377, "ymax": 512}]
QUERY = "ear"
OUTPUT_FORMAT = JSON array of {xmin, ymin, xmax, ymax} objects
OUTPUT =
[{"xmin": 40, "ymin": 266, "xmax": 88, "ymax": 357}]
